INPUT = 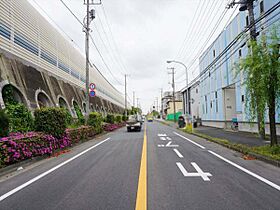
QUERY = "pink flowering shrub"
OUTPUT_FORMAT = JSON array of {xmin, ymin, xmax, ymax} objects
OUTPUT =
[
  {"xmin": 0, "ymin": 131, "xmax": 71, "ymax": 166},
  {"xmin": 103, "ymin": 122, "xmax": 125, "ymax": 132},
  {"xmin": 0, "ymin": 124, "xmax": 125, "ymax": 167}
]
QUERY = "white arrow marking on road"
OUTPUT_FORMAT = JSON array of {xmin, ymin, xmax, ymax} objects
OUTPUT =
[
  {"xmin": 158, "ymin": 134, "xmax": 167, "ymax": 137},
  {"xmin": 166, "ymin": 137, "xmax": 172, "ymax": 141},
  {"xmin": 166, "ymin": 141, "xmax": 179, "ymax": 147},
  {"xmin": 176, "ymin": 162, "xmax": 212, "ymax": 181},
  {"xmin": 173, "ymin": 149, "xmax": 184, "ymax": 158},
  {"xmin": 160, "ymin": 137, "xmax": 167, "ymax": 141}
]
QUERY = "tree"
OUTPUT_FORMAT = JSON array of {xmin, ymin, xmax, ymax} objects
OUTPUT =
[{"xmin": 236, "ymin": 27, "xmax": 279, "ymax": 146}]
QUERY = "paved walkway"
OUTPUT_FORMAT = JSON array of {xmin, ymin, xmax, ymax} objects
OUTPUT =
[
  {"xmin": 194, "ymin": 126, "xmax": 271, "ymax": 147},
  {"xmin": 156, "ymin": 119, "xmax": 277, "ymax": 147}
]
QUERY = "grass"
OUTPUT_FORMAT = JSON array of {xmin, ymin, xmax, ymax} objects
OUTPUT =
[{"xmin": 181, "ymin": 127, "xmax": 280, "ymax": 163}]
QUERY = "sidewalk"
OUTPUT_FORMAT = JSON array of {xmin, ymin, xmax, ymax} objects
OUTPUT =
[
  {"xmin": 157, "ymin": 119, "xmax": 276, "ymax": 147},
  {"xmin": 195, "ymin": 126, "xmax": 271, "ymax": 147}
]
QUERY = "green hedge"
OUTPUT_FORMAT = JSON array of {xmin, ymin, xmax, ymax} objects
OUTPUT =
[
  {"xmin": 88, "ymin": 112, "xmax": 103, "ymax": 133},
  {"xmin": 115, "ymin": 115, "xmax": 122, "ymax": 123},
  {"xmin": 105, "ymin": 114, "xmax": 115, "ymax": 124},
  {"xmin": 122, "ymin": 115, "xmax": 128, "ymax": 122},
  {"xmin": 0, "ymin": 109, "xmax": 9, "ymax": 137},
  {"xmin": 73, "ymin": 103, "xmax": 85, "ymax": 125},
  {"xmin": 5, "ymin": 104, "xmax": 34, "ymax": 132},
  {"xmin": 34, "ymin": 107, "xmax": 67, "ymax": 138}
]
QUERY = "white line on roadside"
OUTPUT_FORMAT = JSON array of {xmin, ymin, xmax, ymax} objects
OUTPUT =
[
  {"xmin": 208, "ymin": 150, "xmax": 280, "ymax": 191},
  {"xmin": 0, "ymin": 138, "xmax": 111, "ymax": 202},
  {"xmin": 173, "ymin": 149, "xmax": 184, "ymax": 158},
  {"xmin": 173, "ymin": 132, "xmax": 205, "ymax": 149}
]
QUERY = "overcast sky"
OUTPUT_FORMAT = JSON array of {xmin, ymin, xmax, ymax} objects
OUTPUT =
[{"xmin": 28, "ymin": 0, "xmax": 237, "ymax": 113}]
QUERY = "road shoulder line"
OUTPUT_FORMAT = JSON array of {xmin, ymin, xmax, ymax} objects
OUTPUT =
[
  {"xmin": 208, "ymin": 150, "xmax": 280, "ymax": 191},
  {"xmin": 0, "ymin": 138, "xmax": 111, "ymax": 202},
  {"xmin": 173, "ymin": 132, "xmax": 205, "ymax": 149}
]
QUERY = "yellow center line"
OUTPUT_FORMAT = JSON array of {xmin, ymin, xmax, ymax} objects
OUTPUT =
[{"xmin": 135, "ymin": 124, "xmax": 147, "ymax": 210}]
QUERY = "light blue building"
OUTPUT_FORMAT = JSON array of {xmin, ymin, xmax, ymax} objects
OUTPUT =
[{"xmin": 199, "ymin": 0, "xmax": 280, "ymax": 134}]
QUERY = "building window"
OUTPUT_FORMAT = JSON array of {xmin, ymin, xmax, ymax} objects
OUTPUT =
[
  {"xmin": 239, "ymin": 49, "xmax": 242, "ymax": 57},
  {"xmin": 205, "ymin": 95, "xmax": 207, "ymax": 114},
  {"xmin": 215, "ymin": 91, "xmax": 218, "ymax": 113},
  {"xmin": 260, "ymin": 1, "xmax": 264, "ymax": 14},
  {"xmin": 246, "ymin": 16, "xmax": 249, "ymax": 26}
]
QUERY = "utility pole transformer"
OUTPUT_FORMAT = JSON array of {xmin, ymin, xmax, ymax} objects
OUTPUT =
[{"xmin": 168, "ymin": 67, "xmax": 176, "ymax": 123}]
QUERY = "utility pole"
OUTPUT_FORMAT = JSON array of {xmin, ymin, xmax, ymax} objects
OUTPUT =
[
  {"xmin": 133, "ymin": 91, "xmax": 135, "ymax": 107},
  {"xmin": 83, "ymin": 0, "xmax": 101, "ymax": 120},
  {"xmin": 228, "ymin": 0, "xmax": 264, "ymax": 139},
  {"xmin": 137, "ymin": 98, "xmax": 139, "ymax": 108},
  {"xmin": 160, "ymin": 88, "xmax": 163, "ymax": 119},
  {"xmin": 124, "ymin": 74, "xmax": 128, "ymax": 117},
  {"xmin": 168, "ymin": 67, "xmax": 176, "ymax": 123}
]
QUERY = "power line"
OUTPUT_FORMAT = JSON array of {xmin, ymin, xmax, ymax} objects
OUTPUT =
[
  {"xmin": 95, "ymin": 12, "xmax": 125, "ymax": 75},
  {"xmin": 181, "ymin": 0, "xmax": 220, "ymax": 61},
  {"xmin": 101, "ymin": 4, "xmax": 129, "ymax": 73},
  {"xmin": 177, "ymin": 0, "xmax": 210, "ymax": 60},
  {"xmin": 175, "ymin": 0, "xmax": 204, "ymax": 59},
  {"xmin": 185, "ymin": 4, "xmax": 280, "ymax": 90},
  {"xmin": 89, "ymin": 35, "xmax": 124, "ymax": 86},
  {"xmin": 30, "ymin": 0, "xmax": 83, "ymax": 53},
  {"xmin": 58, "ymin": 0, "xmax": 124, "ymax": 86},
  {"xmin": 59, "ymin": 0, "xmax": 83, "ymax": 26}
]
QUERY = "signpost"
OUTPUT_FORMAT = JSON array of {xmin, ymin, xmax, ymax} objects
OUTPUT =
[{"xmin": 89, "ymin": 83, "xmax": 96, "ymax": 97}]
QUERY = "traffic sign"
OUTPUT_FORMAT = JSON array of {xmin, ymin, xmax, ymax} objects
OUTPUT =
[
  {"xmin": 89, "ymin": 83, "xmax": 95, "ymax": 90},
  {"xmin": 89, "ymin": 90, "xmax": 96, "ymax": 97}
]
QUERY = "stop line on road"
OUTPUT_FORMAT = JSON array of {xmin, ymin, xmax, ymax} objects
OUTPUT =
[{"xmin": 157, "ymin": 133, "xmax": 212, "ymax": 181}]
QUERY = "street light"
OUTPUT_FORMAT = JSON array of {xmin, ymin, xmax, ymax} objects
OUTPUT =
[{"xmin": 166, "ymin": 60, "xmax": 189, "ymax": 116}]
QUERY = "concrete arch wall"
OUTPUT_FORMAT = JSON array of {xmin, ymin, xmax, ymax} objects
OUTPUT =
[
  {"xmin": 0, "ymin": 80, "xmax": 31, "ymax": 109},
  {"xmin": 35, "ymin": 89, "xmax": 53, "ymax": 109},
  {"xmin": 0, "ymin": 54, "xmax": 125, "ymax": 114},
  {"xmin": 57, "ymin": 95, "xmax": 71, "ymax": 112}
]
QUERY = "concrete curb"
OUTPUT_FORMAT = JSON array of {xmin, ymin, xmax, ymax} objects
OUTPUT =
[{"xmin": 157, "ymin": 120, "xmax": 280, "ymax": 168}]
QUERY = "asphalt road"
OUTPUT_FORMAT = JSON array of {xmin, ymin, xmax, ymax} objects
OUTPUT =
[{"xmin": 0, "ymin": 121, "xmax": 280, "ymax": 210}]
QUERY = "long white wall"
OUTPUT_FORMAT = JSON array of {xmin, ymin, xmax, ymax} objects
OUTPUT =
[{"xmin": 0, "ymin": 0, "xmax": 124, "ymax": 108}]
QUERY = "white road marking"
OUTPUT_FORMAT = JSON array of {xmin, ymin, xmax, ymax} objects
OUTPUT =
[
  {"xmin": 166, "ymin": 141, "xmax": 179, "ymax": 147},
  {"xmin": 208, "ymin": 150, "xmax": 280, "ymax": 191},
  {"xmin": 173, "ymin": 132, "xmax": 205, "ymax": 149},
  {"xmin": 158, "ymin": 134, "xmax": 167, "ymax": 137},
  {"xmin": 176, "ymin": 162, "xmax": 212, "ymax": 181},
  {"xmin": 160, "ymin": 137, "xmax": 167, "ymax": 141},
  {"xmin": 191, "ymin": 162, "xmax": 211, "ymax": 181},
  {"xmin": 0, "ymin": 138, "xmax": 111, "ymax": 202},
  {"xmin": 158, "ymin": 145, "xmax": 165, "ymax": 147},
  {"xmin": 166, "ymin": 137, "xmax": 172, "ymax": 141},
  {"xmin": 173, "ymin": 149, "xmax": 184, "ymax": 158}
]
